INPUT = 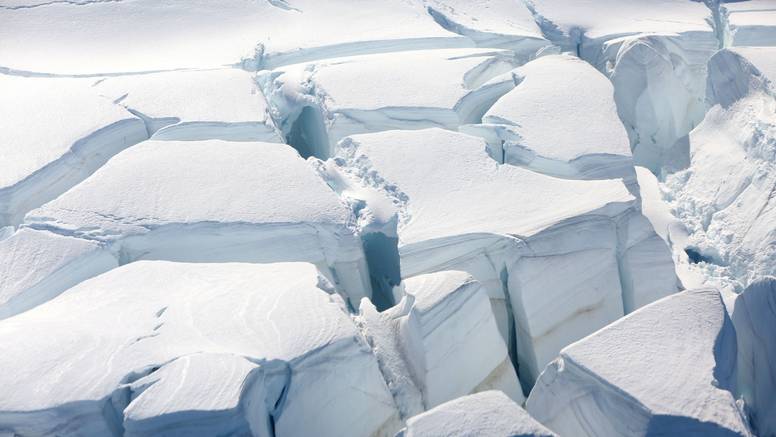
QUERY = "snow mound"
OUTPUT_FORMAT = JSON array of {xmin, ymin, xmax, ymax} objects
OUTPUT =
[
  {"xmin": 732, "ymin": 277, "xmax": 776, "ymax": 437},
  {"xmin": 0, "ymin": 261, "xmax": 397, "ymax": 437},
  {"xmin": 666, "ymin": 48, "xmax": 776, "ymax": 288},
  {"xmin": 259, "ymin": 48, "xmax": 531, "ymax": 158},
  {"xmin": 463, "ymin": 54, "xmax": 634, "ymax": 186},
  {"xmin": 0, "ymin": 75, "xmax": 147, "ymax": 226},
  {"xmin": 23, "ymin": 140, "xmax": 372, "ymax": 306},
  {"xmin": 93, "ymin": 69, "xmax": 281, "ymax": 142},
  {"xmin": 399, "ymin": 391, "xmax": 556, "ymax": 437},
  {"xmin": 527, "ymin": 288, "xmax": 752, "ymax": 437},
  {"xmin": 327, "ymin": 128, "xmax": 677, "ymax": 384}
]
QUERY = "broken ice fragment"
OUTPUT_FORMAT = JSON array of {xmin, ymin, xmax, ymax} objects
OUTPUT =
[{"xmin": 527, "ymin": 288, "xmax": 752, "ymax": 437}]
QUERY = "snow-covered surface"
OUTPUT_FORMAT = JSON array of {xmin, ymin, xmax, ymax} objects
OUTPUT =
[
  {"xmin": 521, "ymin": 0, "xmax": 717, "ymax": 172},
  {"xmin": 0, "ymin": 227, "xmax": 116, "ymax": 320},
  {"xmin": 23, "ymin": 140, "xmax": 372, "ymax": 305},
  {"xmin": 422, "ymin": 0, "xmax": 548, "ymax": 52},
  {"xmin": 666, "ymin": 48, "xmax": 776, "ymax": 289},
  {"xmin": 466, "ymin": 54, "xmax": 633, "ymax": 183},
  {"xmin": 525, "ymin": 0, "xmax": 713, "ymax": 43},
  {"xmin": 3, "ymin": 1, "xmax": 776, "ymax": 435},
  {"xmin": 724, "ymin": 0, "xmax": 776, "ymax": 47},
  {"xmin": 527, "ymin": 288, "xmax": 752, "ymax": 437},
  {"xmin": 0, "ymin": 0, "xmax": 467, "ymax": 75},
  {"xmin": 400, "ymin": 391, "xmax": 556, "ymax": 437},
  {"xmin": 327, "ymin": 128, "xmax": 676, "ymax": 384},
  {"xmin": 260, "ymin": 48, "xmax": 530, "ymax": 157},
  {"xmin": 0, "ymin": 75, "xmax": 147, "ymax": 226},
  {"xmin": 93, "ymin": 69, "xmax": 281, "ymax": 142},
  {"xmin": 0, "ymin": 261, "xmax": 397, "ymax": 437},
  {"xmin": 635, "ymin": 166, "xmax": 708, "ymax": 290}
]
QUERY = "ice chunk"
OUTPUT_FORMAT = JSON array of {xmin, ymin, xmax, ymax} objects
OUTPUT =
[
  {"xmin": 399, "ymin": 271, "xmax": 523, "ymax": 407},
  {"xmin": 94, "ymin": 69, "xmax": 281, "ymax": 142},
  {"xmin": 24, "ymin": 140, "xmax": 372, "ymax": 305},
  {"xmin": 0, "ymin": 0, "xmax": 465, "ymax": 75},
  {"xmin": 399, "ymin": 391, "xmax": 556, "ymax": 437},
  {"xmin": 525, "ymin": 0, "xmax": 717, "ymax": 172},
  {"xmin": 356, "ymin": 271, "xmax": 521, "ymax": 421},
  {"xmin": 464, "ymin": 54, "xmax": 634, "ymax": 186},
  {"xmin": 724, "ymin": 0, "xmax": 776, "ymax": 47},
  {"xmin": 666, "ymin": 48, "xmax": 776, "ymax": 288},
  {"xmin": 328, "ymin": 128, "xmax": 675, "ymax": 384},
  {"xmin": 605, "ymin": 33, "xmax": 716, "ymax": 172},
  {"xmin": 260, "ymin": 48, "xmax": 529, "ymax": 158},
  {"xmin": 527, "ymin": 288, "xmax": 752, "ymax": 437},
  {"xmin": 0, "ymin": 228, "xmax": 117, "ymax": 319},
  {"xmin": 732, "ymin": 277, "xmax": 776, "ymax": 437},
  {"xmin": 0, "ymin": 261, "xmax": 397, "ymax": 437},
  {"xmin": 0, "ymin": 75, "xmax": 148, "ymax": 226}
]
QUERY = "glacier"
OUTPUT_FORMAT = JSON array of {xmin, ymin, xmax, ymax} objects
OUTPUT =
[{"xmin": 1, "ymin": 0, "xmax": 775, "ymax": 435}]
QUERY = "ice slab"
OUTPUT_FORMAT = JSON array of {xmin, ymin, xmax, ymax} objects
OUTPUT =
[
  {"xmin": 24, "ymin": 140, "xmax": 372, "ymax": 305},
  {"xmin": 0, "ymin": 75, "xmax": 148, "ymax": 226},
  {"xmin": 260, "ymin": 48, "xmax": 531, "ymax": 158},
  {"xmin": 666, "ymin": 48, "xmax": 776, "ymax": 288},
  {"xmin": 732, "ymin": 277, "xmax": 776, "ymax": 437},
  {"xmin": 356, "ymin": 270, "xmax": 521, "ymax": 422},
  {"xmin": 527, "ymin": 288, "xmax": 752, "ymax": 437},
  {"xmin": 327, "ymin": 128, "xmax": 676, "ymax": 384},
  {"xmin": 0, "ymin": 0, "xmax": 466, "ymax": 75},
  {"xmin": 399, "ymin": 391, "xmax": 556, "ymax": 437},
  {"xmin": 724, "ymin": 0, "xmax": 776, "ymax": 47},
  {"xmin": 399, "ymin": 271, "xmax": 523, "ymax": 408},
  {"xmin": 94, "ymin": 69, "xmax": 281, "ymax": 142},
  {"xmin": 0, "ymin": 228, "xmax": 116, "ymax": 320},
  {"xmin": 0, "ymin": 261, "xmax": 396, "ymax": 437},
  {"xmin": 464, "ymin": 54, "xmax": 634, "ymax": 185},
  {"xmin": 524, "ymin": 0, "xmax": 717, "ymax": 172}
]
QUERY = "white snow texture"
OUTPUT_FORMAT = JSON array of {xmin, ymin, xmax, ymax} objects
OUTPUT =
[{"xmin": 0, "ymin": 0, "xmax": 775, "ymax": 436}]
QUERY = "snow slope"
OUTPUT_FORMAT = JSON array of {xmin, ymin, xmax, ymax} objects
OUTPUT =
[
  {"xmin": 399, "ymin": 391, "xmax": 556, "ymax": 437},
  {"xmin": 93, "ymin": 69, "xmax": 281, "ymax": 142},
  {"xmin": 0, "ymin": 228, "xmax": 116, "ymax": 320},
  {"xmin": 0, "ymin": 75, "xmax": 147, "ymax": 226},
  {"xmin": 326, "ymin": 128, "xmax": 677, "ymax": 384},
  {"xmin": 22, "ymin": 140, "xmax": 372, "ymax": 307},
  {"xmin": 0, "ymin": 0, "xmax": 467, "ymax": 75},
  {"xmin": 0, "ymin": 261, "xmax": 397, "ymax": 437},
  {"xmin": 527, "ymin": 288, "xmax": 752, "ymax": 437},
  {"xmin": 666, "ymin": 48, "xmax": 776, "ymax": 289}
]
